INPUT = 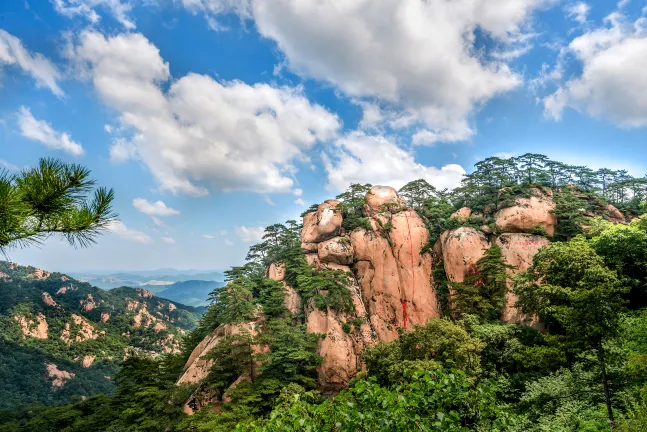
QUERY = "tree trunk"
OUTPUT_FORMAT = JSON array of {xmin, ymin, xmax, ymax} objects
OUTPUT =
[{"xmin": 598, "ymin": 342, "xmax": 615, "ymax": 428}]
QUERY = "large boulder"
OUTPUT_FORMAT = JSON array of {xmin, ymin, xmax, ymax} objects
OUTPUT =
[
  {"xmin": 496, "ymin": 234, "xmax": 548, "ymax": 326},
  {"xmin": 495, "ymin": 189, "xmax": 556, "ymax": 236},
  {"xmin": 450, "ymin": 207, "xmax": 472, "ymax": 222},
  {"xmin": 607, "ymin": 204, "xmax": 625, "ymax": 223},
  {"xmin": 389, "ymin": 210, "xmax": 440, "ymax": 327},
  {"xmin": 365, "ymin": 185, "xmax": 405, "ymax": 213},
  {"xmin": 441, "ymin": 227, "xmax": 490, "ymax": 283},
  {"xmin": 318, "ymin": 237, "xmax": 354, "ymax": 265},
  {"xmin": 301, "ymin": 202, "xmax": 343, "ymax": 244}
]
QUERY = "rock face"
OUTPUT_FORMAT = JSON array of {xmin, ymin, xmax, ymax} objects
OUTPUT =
[
  {"xmin": 496, "ymin": 234, "xmax": 549, "ymax": 325},
  {"xmin": 46, "ymin": 363, "xmax": 74, "ymax": 389},
  {"xmin": 42, "ymin": 292, "xmax": 57, "ymax": 307},
  {"xmin": 495, "ymin": 189, "xmax": 557, "ymax": 237},
  {"xmin": 178, "ymin": 318, "xmax": 264, "ymax": 385},
  {"xmin": 61, "ymin": 314, "xmax": 98, "ymax": 344},
  {"xmin": 450, "ymin": 207, "xmax": 472, "ymax": 222},
  {"xmin": 301, "ymin": 202, "xmax": 343, "ymax": 244},
  {"xmin": 607, "ymin": 204, "xmax": 625, "ymax": 223},
  {"xmin": 318, "ymin": 237, "xmax": 354, "ymax": 265},
  {"xmin": 441, "ymin": 227, "xmax": 490, "ymax": 283},
  {"xmin": 81, "ymin": 355, "xmax": 96, "ymax": 368},
  {"xmin": 365, "ymin": 185, "xmax": 404, "ymax": 212},
  {"xmin": 14, "ymin": 313, "xmax": 49, "ymax": 339}
]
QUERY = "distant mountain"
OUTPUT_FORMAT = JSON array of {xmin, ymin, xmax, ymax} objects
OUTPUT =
[
  {"xmin": 70, "ymin": 269, "xmax": 225, "ymax": 290},
  {"xmin": 0, "ymin": 261, "xmax": 203, "ymax": 410},
  {"xmin": 156, "ymin": 280, "xmax": 226, "ymax": 307}
]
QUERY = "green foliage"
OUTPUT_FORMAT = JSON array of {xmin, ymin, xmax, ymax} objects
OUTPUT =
[
  {"xmin": 364, "ymin": 318, "xmax": 484, "ymax": 386},
  {"xmin": 240, "ymin": 366, "xmax": 513, "ymax": 431},
  {"xmin": 0, "ymin": 158, "xmax": 116, "ymax": 252},
  {"xmin": 552, "ymin": 186, "xmax": 589, "ymax": 241},
  {"xmin": 590, "ymin": 222, "xmax": 647, "ymax": 308},
  {"xmin": 335, "ymin": 183, "xmax": 372, "ymax": 232},
  {"xmin": 515, "ymin": 238, "xmax": 630, "ymax": 424},
  {"xmin": 450, "ymin": 244, "xmax": 512, "ymax": 321},
  {"xmin": 296, "ymin": 267, "xmax": 355, "ymax": 315}
]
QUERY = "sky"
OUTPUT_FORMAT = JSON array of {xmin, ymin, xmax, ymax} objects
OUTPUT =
[{"xmin": 1, "ymin": 0, "xmax": 647, "ymax": 272}]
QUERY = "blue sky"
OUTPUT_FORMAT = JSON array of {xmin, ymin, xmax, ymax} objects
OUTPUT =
[{"xmin": 1, "ymin": 0, "xmax": 646, "ymax": 272}]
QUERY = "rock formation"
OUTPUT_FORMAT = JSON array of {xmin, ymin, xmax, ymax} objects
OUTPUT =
[
  {"xmin": 42, "ymin": 292, "xmax": 57, "ymax": 307},
  {"xmin": 440, "ymin": 227, "xmax": 490, "ymax": 283},
  {"xmin": 14, "ymin": 313, "xmax": 49, "ymax": 339},
  {"xmin": 495, "ymin": 188, "xmax": 557, "ymax": 236},
  {"xmin": 46, "ymin": 363, "xmax": 75, "ymax": 389},
  {"xmin": 181, "ymin": 183, "xmax": 625, "ymax": 411}
]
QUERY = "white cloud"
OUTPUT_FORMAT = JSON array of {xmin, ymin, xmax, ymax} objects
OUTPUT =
[
  {"xmin": 0, "ymin": 30, "xmax": 63, "ymax": 96},
  {"xmin": 151, "ymin": 216, "xmax": 165, "ymax": 226},
  {"xmin": 203, "ymin": 234, "xmax": 215, "ymax": 239},
  {"xmin": 323, "ymin": 132, "xmax": 466, "ymax": 192},
  {"xmin": 292, "ymin": 188, "xmax": 302, "ymax": 197},
  {"xmin": 543, "ymin": 12, "xmax": 647, "ymax": 127},
  {"xmin": 107, "ymin": 220, "xmax": 151, "ymax": 243},
  {"xmin": 197, "ymin": 0, "xmax": 557, "ymax": 143},
  {"xmin": 53, "ymin": 0, "xmax": 136, "ymax": 29},
  {"xmin": 70, "ymin": 30, "xmax": 340, "ymax": 196},
  {"xmin": 235, "ymin": 226, "xmax": 265, "ymax": 243},
  {"xmin": 161, "ymin": 236, "xmax": 176, "ymax": 244},
  {"xmin": 0, "ymin": 159, "xmax": 20, "ymax": 171},
  {"xmin": 224, "ymin": 239, "xmax": 234, "ymax": 246},
  {"xmin": 104, "ymin": 124, "xmax": 113, "ymax": 133},
  {"xmin": 17, "ymin": 107, "xmax": 84, "ymax": 156},
  {"xmin": 133, "ymin": 198, "xmax": 180, "ymax": 216},
  {"xmin": 294, "ymin": 198, "xmax": 306, "ymax": 206},
  {"xmin": 264, "ymin": 196, "xmax": 276, "ymax": 206},
  {"xmin": 109, "ymin": 137, "xmax": 138, "ymax": 162},
  {"xmin": 566, "ymin": 2, "xmax": 590, "ymax": 24}
]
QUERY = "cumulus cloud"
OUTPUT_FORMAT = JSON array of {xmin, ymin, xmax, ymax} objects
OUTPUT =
[
  {"xmin": 52, "ymin": 0, "xmax": 136, "ymax": 29},
  {"xmin": 0, "ymin": 30, "xmax": 63, "ymax": 96},
  {"xmin": 133, "ymin": 198, "xmax": 180, "ymax": 216},
  {"xmin": 543, "ymin": 12, "xmax": 647, "ymax": 127},
  {"xmin": 235, "ymin": 226, "xmax": 265, "ymax": 243},
  {"xmin": 17, "ymin": 107, "xmax": 84, "ymax": 156},
  {"xmin": 322, "ymin": 132, "xmax": 466, "ymax": 192},
  {"xmin": 294, "ymin": 198, "xmax": 306, "ymax": 206},
  {"xmin": 70, "ymin": 30, "xmax": 340, "ymax": 196},
  {"xmin": 193, "ymin": 0, "xmax": 556, "ymax": 143},
  {"xmin": 107, "ymin": 220, "xmax": 151, "ymax": 243}
]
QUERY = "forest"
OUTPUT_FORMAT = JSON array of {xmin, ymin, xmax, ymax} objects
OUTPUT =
[{"xmin": 1, "ymin": 154, "xmax": 647, "ymax": 431}]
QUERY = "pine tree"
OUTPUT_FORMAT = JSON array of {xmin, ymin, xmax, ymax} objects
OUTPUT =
[
  {"xmin": 0, "ymin": 158, "xmax": 116, "ymax": 252},
  {"xmin": 450, "ymin": 244, "xmax": 512, "ymax": 321}
]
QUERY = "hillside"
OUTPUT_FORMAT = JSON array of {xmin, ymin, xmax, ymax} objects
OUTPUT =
[
  {"xmin": 0, "ymin": 262, "xmax": 202, "ymax": 410},
  {"xmin": 156, "ymin": 280, "xmax": 226, "ymax": 307}
]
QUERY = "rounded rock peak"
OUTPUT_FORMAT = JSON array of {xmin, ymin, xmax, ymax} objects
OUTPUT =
[{"xmin": 366, "ymin": 185, "xmax": 400, "ymax": 212}]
